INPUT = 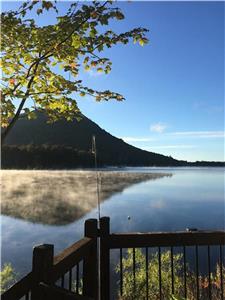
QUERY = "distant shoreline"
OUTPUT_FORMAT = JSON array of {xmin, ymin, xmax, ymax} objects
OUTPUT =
[{"xmin": 1, "ymin": 162, "xmax": 225, "ymax": 171}]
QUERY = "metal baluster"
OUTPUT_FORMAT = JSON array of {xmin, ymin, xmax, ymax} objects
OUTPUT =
[
  {"xmin": 196, "ymin": 246, "xmax": 199, "ymax": 300},
  {"xmin": 120, "ymin": 248, "xmax": 123, "ymax": 296},
  {"xmin": 208, "ymin": 246, "xmax": 211, "ymax": 300},
  {"xmin": 61, "ymin": 274, "xmax": 65, "ymax": 288},
  {"xmin": 158, "ymin": 247, "xmax": 162, "ymax": 300},
  {"xmin": 25, "ymin": 292, "xmax": 29, "ymax": 300},
  {"xmin": 171, "ymin": 246, "xmax": 174, "ymax": 295},
  {"xmin": 183, "ymin": 246, "xmax": 187, "ymax": 299},
  {"xmin": 81, "ymin": 260, "xmax": 84, "ymax": 295},
  {"xmin": 220, "ymin": 245, "xmax": 224, "ymax": 300},
  {"xmin": 146, "ymin": 247, "xmax": 149, "ymax": 300},
  {"xmin": 133, "ymin": 248, "xmax": 136, "ymax": 295},
  {"xmin": 69, "ymin": 268, "xmax": 72, "ymax": 291},
  {"xmin": 76, "ymin": 263, "xmax": 80, "ymax": 294}
]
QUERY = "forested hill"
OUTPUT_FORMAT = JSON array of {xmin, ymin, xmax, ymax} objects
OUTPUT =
[{"xmin": 2, "ymin": 112, "xmax": 224, "ymax": 168}]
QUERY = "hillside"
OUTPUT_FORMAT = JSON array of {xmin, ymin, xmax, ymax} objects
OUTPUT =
[
  {"xmin": 2, "ymin": 112, "xmax": 224, "ymax": 168},
  {"xmin": 2, "ymin": 112, "xmax": 184, "ymax": 168}
]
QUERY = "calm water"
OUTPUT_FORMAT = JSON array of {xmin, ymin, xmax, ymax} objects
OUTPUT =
[{"xmin": 1, "ymin": 167, "xmax": 224, "ymax": 278}]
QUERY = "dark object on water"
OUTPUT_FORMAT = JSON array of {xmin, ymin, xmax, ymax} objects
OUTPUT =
[{"xmin": 186, "ymin": 227, "xmax": 198, "ymax": 232}]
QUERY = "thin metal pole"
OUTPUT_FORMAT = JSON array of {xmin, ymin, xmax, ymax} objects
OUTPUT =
[
  {"xmin": 69, "ymin": 269, "xmax": 72, "ymax": 291},
  {"xmin": 92, "ymin": 135, "xmax": 101, "ymax": 300},
  {"xmin": 92, "ymin": 135, "xmax": 101, "ymax": 221},
  {"xmin": 133, "ymin": 248, "xmax": 136, "ymax": 294},
  {"xmin": 196, "ymin": 246, "xmax": 199, "ymax": 300},
  {"xmin": 158, "ymin": 247, "xmax": 162, "ymax": 300},
  {"xmin": 208, "ymin": 246, "xmax": 211, "ymax": 300},
  {"xmin": 220, "ymin": 245, "xmax": 224, "ymax": 300},
  {"xmin": 183, "ymin": 246, "xmax": 187, "ymax": 299},
  {"xmin": 76, "ymin": 263, "xmax": 79, "ymax": 294},
  {"xmin": 145, "ymin": 247, "xmax": 149, "ymax": 300},
  {"xmin": 171, "ymin": 246, "xmax": 174, "ymax": 295},
  {"xmin": 120, "ymin": 248, "xmax": 123, "ymax": 296}
]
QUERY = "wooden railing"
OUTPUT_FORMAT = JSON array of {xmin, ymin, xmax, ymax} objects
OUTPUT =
[
  {"xmin": 2, "ymin": 217, "xmax": 225, "ymax": 300},
  {"xmin": 2, "ymin": 219, "xmax": 98, "ymax": 300}
]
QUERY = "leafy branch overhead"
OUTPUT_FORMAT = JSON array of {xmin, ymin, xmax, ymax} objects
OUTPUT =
[{"xmin": 1, "ymin": 0, "xmax": 149, "ymax": 140}]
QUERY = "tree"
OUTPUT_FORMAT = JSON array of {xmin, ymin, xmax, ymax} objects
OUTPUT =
[{"xmin": 1, "ymin": 0, "xmax": 149, "ymax": 143}]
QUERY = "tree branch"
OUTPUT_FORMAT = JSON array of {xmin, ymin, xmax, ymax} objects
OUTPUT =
[
  {"xmin": 1, "ymin": 62, "xmax": 39, "ymax": 143},
  {"xmin": 2, "ymin": 2, "xmax": 109, "ymax": 99}
]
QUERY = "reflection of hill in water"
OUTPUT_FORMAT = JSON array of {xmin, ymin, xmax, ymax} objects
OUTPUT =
[{"xmin": 2, "ymin": 171, "xmax": 171, "ymax": 225}]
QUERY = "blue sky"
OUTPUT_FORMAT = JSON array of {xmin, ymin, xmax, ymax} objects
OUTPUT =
[{"xmin": 2, "ymin": 1, "xmax": 224, "ymax": 161}]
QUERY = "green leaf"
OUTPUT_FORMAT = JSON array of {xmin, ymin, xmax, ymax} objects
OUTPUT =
[
  {"xmin": 115, "ymin": 11, "xmax": 124, "ymax": 20},
  {"xmin": 37, "ymin": 8, "xmax": 43, "ymax": 15},
  {"xmin": 42, "ymin": 1, "xmax": 53, "ymax": 10},
  {"xmin": 139, "ymin": 37, "xmax": 148, "ymax": 46},
  {"xmin": 27, "ymin": 111, "xmax": 37, "ymax": 120},
  {"xmin": 83, "ymin": 57, "xmax": 89, "ymax": 64}
]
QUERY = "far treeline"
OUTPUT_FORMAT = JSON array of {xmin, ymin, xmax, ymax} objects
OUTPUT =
[{"xmin": 2, "ymin": 144, "xmax": 224, "ymax": 169}]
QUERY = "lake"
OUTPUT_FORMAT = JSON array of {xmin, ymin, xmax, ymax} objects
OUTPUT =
[{"xmin": 1, "ymin": 167, "xmax": 224, "ymax": 280}]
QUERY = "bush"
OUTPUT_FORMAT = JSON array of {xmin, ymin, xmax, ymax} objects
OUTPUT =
[{"xmin": 0, "ymin": 263, "xmax": 17, "ymax": 293}]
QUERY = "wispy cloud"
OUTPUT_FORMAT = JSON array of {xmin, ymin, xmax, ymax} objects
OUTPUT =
[
  {"xmin": 145, "ymin": 145, "xmax": 197, "ymax": 150},
  {"xmin": 122, "ymin": 137, "xmax": 155, "ymax": 142},
  {"xmin": 150, "ymin": 122, "xmax": 167, "ymax": 133},
  {"xmin": 122, "ymin": 131, "xmax": 224, "ymax": 145},
  {"xmin": 169, "ymin": 131, "xmax": 225, "ymax": 138},
  {"xmin": 193, "ymin": 102, "xmax": 224, "ymax": 113}
]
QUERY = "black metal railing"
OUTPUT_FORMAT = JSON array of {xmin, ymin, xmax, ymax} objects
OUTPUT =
[
  {"xmin": 100, "ymin": 217, "xmax": 225, "ymax": 300},
  {"xmin": 113, "ymin": 245, "xmax": 224, "ymax": 300}
]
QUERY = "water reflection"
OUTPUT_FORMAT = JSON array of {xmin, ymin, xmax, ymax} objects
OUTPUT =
[{"xmin": 1, "ymin": 170, "xmax": 168, "ymax": 225}]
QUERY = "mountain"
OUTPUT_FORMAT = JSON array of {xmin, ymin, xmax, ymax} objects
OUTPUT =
[{"xmin": 1, "ymin": 112, "xmax": 224, "ymax": 168}]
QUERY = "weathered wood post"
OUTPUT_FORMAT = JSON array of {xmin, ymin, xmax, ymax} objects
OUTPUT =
[
  {"xmin": 100, "ymin": 217, "xmax": 110, "ymax": 300},
  {"xmin": 31, "ymin": 244, "xmax": 54, "ymax": 300},
  {"xmin": 83, "ymin": 218, "xmax": 98, "ymax": 299}
]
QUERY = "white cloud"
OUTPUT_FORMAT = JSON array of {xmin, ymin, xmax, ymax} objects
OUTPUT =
[
  {"xmin": 122, "ymin": 137, "xmax": 155, "ymax": 142},
  {"xmin": 170, "ymin": 131, "xmax": 225, "ymax": 138},
  {"xmin": 150, "ymin": 122, "xmax": 167, "ymax": 133}
]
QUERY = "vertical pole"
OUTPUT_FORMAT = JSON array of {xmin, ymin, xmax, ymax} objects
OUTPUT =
[
  {"xmin": 92, "ymin": 135, "xmax": 101, "ymax": 221},
  {"xmin": 100, "ymin": 217, "xmax": 110, "ymax": 300},
  {"xmin": 31, "ymin": 244, "xmax": 54, "ymax": 300},
  {"xmin": 83, "ymin": 219, "xmax": 98, "ymax": 299}
]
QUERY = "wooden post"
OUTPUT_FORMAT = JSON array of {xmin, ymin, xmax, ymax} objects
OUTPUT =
[
  {"xmin": 100, "ymin": 217, "xmax": 110, "ymax": 300},
  {"xmin": 31, "ymin": 244, "xmax": 54, "ymax": 300},
  {"xmin": 83, "ymin": 219, "xmax": 98, "ymax": 299}
]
